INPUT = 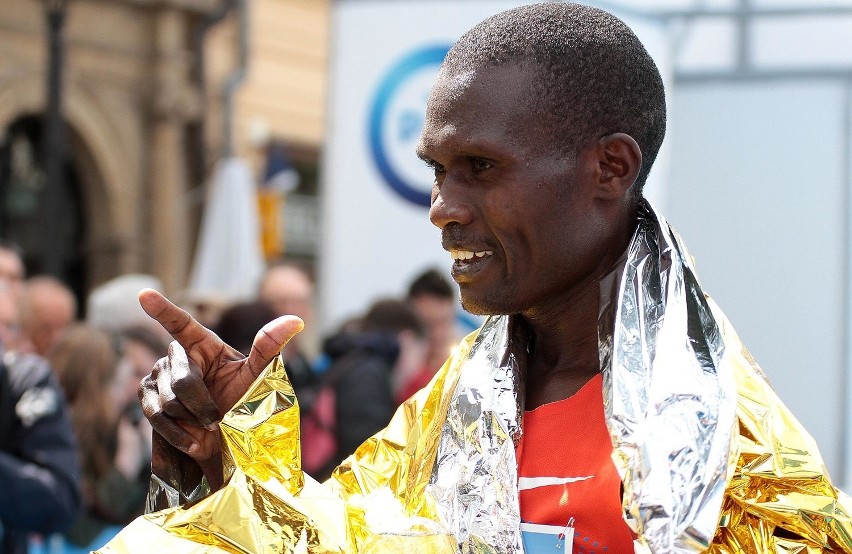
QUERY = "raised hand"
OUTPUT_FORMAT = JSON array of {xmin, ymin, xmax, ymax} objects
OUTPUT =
[{"xmin": 137, "ymin": 288, "xmax": 303, "ymax": 491}]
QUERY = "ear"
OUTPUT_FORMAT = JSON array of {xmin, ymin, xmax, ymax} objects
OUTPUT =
[{"xmin": 594, "ymin": 133, "xmax": 642, "ymax": 200}]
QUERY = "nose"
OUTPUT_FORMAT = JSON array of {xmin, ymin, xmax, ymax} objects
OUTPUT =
[{"xmin": 429, "ymin": 176, "xmax": 473, "ymax": 229}]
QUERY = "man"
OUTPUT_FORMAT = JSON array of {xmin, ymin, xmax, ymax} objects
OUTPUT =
[
  {"xmin": 0, "ymin": 244, "xmax": 24, "ymax": 301},
  {"xmin": 106, "ymin": 3, "xmax": 851, "ymax": 553},
  {"xmin": 257, "ymin": 262, "xmax": 317, "ymax": 398},
  {"xmin": 18, "ymin": 276, "xmax": 77, "ymax": 357},
  {"xmin": 396, "ymin": 269, "xmax": 460, "ymax": 403},
  {"xmin": 0, "ymin": 287, "xmax": 81, "ymax": 554}
]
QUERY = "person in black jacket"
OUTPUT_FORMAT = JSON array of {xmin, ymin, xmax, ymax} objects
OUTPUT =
[
  {"xmin": 0, "ymin": 349, "xmax": 81, "ymax": 554},
  {"xmin": 312, "ymin": 299, "xmax": 425, "ymax": 478},
  {"xmin": 0, "ymin": 257, "xmax": 81, "ymax": 554}
]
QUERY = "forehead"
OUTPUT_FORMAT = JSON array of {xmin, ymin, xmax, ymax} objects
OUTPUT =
[
  {"xmin": 0, "ymin": 249, "xmax": 23, "ymax": 274},
  {"xmin": 260, "ymin": 267, "xmax": 312, "ymax": 296},
  {"xmin": 418, "ymin": 64, "xmax": 538, "ymax": 155}
]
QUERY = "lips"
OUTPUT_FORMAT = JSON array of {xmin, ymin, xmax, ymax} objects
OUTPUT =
[
  {"xmin": 441, "ymin": 226, "xmax": 495, "ymax": 279},
  {"xmin": 446, "ymin": 248, "xmax": 494, "ymax": 282}
]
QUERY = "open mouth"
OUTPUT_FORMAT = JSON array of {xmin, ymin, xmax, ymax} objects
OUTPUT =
[{"xmin": 449, "ymin": 250, "xmax": 494, "ymax": 281}]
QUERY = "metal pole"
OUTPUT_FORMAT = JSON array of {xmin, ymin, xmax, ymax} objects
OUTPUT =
[
  {"xmin": 222, "ymin": 0, "xmax": 248, "ymax": 158},
  {"xmin": 42, "ymin": 0, "xmax": 68, "ymax": 277},
  {"xmin": 842, "ymin": 79, "xmax": 852, "ymax": 489}
]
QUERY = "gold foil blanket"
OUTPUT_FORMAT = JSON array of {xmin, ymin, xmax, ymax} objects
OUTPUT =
[{"xmin": 99, "ymin": 202, "xmax": 852, "ymax": 553}]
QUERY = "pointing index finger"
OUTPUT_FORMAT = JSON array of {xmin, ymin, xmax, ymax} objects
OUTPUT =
[{"xmin": 138, "ymin": 288, "xmax": 224, "ymax": 361}]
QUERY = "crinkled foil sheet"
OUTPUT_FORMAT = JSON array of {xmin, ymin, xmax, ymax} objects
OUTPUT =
[
  {"xmin": 599, "ymin": 202, "xmax": 739, "ymax": 552},
  {"xmin": 706, "ymin": 302, "xmax": 852, "ymax": 552},
  {"xmin": 99, "ymin": 201, "xmax": 852, "ymax": 553},
  {"xmin": 427, "ymin": 316, "xmax": 524, "ymax": 552}
]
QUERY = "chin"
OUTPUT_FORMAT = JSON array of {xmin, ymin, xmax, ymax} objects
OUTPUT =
[{"xmin": 459, "ymin": 293, "xmax": 515, "ymax": 317}]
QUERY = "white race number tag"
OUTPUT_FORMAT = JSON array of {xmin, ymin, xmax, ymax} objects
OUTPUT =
[{"xmin": 520, "ymin": 522, "xmax": 574, "ymax": 553}]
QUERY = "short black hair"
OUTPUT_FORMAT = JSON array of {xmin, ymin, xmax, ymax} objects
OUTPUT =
[
  {"xmin": 407, "ymin": 268, "xmax": 454, "ymax": 301},
  {"xmin": 362, "ymin": 298, "xmax": 425, "ymax": 338},
  {"xmin": 442, "ymin": 2, "xmax": 666, "ymax": 192},
  {"xmin": 215, "ymin": 301, "xmax": 278, "ymax": 356}
]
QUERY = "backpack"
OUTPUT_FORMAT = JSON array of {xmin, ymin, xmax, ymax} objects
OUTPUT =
[
  {"xmin": 298, "ymin": 353, "xmax": 349, "ymax": 479},
  {"xmin": 299, "ymin": 383, "xmax": 338, "ymax": 478},
  {"xmin": 298, "ymin": 348, "xmax": 375, "ymax": 479}
]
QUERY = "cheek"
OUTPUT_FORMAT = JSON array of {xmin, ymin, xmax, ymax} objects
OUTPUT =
[
  {"xmin": 489, "ymin": 190, "xmax": 517, "ymax": 215},
  {"xmin": 484, "ymin": 195, "xmax": 525, "ymax": 247}
]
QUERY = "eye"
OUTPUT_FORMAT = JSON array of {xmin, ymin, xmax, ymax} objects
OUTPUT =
[
  {"xmin": 422, "ymin": 158, "xmax": 445, "ymax": 177},
  {"xmin": 470, "ymin": 157, "xmax": 492, "ymax": 172}
]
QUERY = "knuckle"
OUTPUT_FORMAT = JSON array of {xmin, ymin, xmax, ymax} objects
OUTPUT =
[
  {"xmin": 170, "ymin": 373, "xmax": 197, "ymax": 395},
  {"xmin": 161, "ymin": 397, "xmax": 186, "ymax": 419},
  {"xmin": 146, "ymin": 409, "xmax": 171, "ymax": 431},
  {"xmin": 168, "ymin": 340, "xmax": 188, "ymax": 362},
  {"xmin": 138, "ymin": 375, "xmax": 158, "ymax": 401},
  {"xmin": 150, "ymin": 357, "xmax": 168, "ymax": 378}
]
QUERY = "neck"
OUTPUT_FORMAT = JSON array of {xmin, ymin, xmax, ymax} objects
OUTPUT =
[
  {"xmin": 520, "ymin": 209, "xmax": 635, "ymax": 408},
  {"xmin": 519, "ymin": 274, "xmax": 603, "ymax": 408}
]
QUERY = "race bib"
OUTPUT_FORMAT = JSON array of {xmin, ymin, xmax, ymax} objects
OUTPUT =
[{"xmin": 520, "ymin": 521, "xmax": 574, "ymax": 553}]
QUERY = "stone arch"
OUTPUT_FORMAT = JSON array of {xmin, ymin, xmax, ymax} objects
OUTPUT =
[{"xmin": 0, "ymin": 68, "xmax": 144, "ymax": 288}]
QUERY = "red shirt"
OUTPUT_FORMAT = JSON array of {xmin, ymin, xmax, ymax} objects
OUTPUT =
[{"xmin": 516, "ymin": 373, "xmax": 634, "ymax": 553}]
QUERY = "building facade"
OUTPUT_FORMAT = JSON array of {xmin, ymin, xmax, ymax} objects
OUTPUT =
[{"xmin": 0, "ymin": 0, "xmax": 328, "ymax": 303}]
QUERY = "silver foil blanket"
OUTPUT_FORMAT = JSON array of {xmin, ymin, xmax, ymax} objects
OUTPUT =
[
  {"xmin": 599, "ymin": 202, "xmax": 737, "ymax": 552},
  {"xmin": 427, "ymin": 316, "xmax": 525, "ymax": 552}
]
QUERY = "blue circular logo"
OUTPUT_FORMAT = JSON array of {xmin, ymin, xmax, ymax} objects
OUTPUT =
[{"xmin": 368, "ymin": 45, "xmax": 450, "ymax": 207}]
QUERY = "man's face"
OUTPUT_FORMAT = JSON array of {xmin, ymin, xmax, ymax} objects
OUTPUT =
[
  {"xmin": 0, "ymin": 292, "xmax": 20, "ymax": 350},
  {"xmin": 28, "ymin": 293, "xmax": 74, "ymax": 357},
  {"xmin": 0, "ymin": 249, "xmax": 24, "ymax": 298},
  {"xmin": 418, "ymin": 64, "xmax": 616, "ymax": 317},
  {"xmin": 410, "ymin": 294, "xmax": 457, "ymax": 356},
  {"xmin": 259, "ymin": 267, "xmax": 314, "ymax": 322}
]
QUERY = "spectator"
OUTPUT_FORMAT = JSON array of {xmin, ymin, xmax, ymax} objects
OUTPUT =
[
  {"xmin": 214, "ymin": 301, "xmax": 278, "ymax": 357},
  {"xmin": 113, "ymin": 325, "xmax": 168, "ymax": 485},
  {"xmin": 48, "ymin": 324, "xmax": 147, "ymax": 552},
  {"xmin": 86, "ymin": 274, "xmax": 170, "ymax": 344},
  {"xmin": 0, "ymin": 243, "xmax": 26, "ymax": 355},
  {"xmin": 396, "ymin": 268, "xmax": 461, "ymax": 403},
  {"xmin": 313, "ymin": 298, "xmax": 424, "ymax": 478},
  {"xmin": 0, "ymin": 243, "xmax": 25, "ymax": 300},
  {"xmin": 257, "ymin": 262, "xmax": 317, "ymax": 397},
  {"xmin": 18, "ymin": 276, "xmax": 77, "ymax": 357},
  {"xmin": 0, "ymin": 286, "xmax": 80, "ymax": 554},
  {"xmin": 0, "ymin": 289, "xmax": 22, "ymax": 356}
]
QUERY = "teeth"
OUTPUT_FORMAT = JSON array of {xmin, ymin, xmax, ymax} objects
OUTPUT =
[{"xmin": 450, "ymin": 250, "xmax": 494, "ymax": 261}]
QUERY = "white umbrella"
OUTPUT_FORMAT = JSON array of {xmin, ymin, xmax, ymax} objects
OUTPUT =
[{"xmin": 186, "ymin": 157, "xmax": 265, "ymax": 304}]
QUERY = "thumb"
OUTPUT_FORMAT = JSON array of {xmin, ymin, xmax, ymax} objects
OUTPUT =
[{"xmin": 246, "ymin": 315, "xmax": 304, "ymax": 377}]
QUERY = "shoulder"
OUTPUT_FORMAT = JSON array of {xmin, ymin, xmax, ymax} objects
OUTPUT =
[
  {"xmin": 4, "ymin": 352, "xmax": 63, "ymax": 426},
  {"xmin": 5, "ymin": 351, "xmax": 53, "ymax": 391}
]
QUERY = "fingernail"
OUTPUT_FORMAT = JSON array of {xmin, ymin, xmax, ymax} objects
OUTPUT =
[
  {"xmin": 205, "ymin": 422, "xmax": 219, "ymax": 432},
  {"xmin": 188, "ymin": 443, "xmax": 199, "ymax": 455}
]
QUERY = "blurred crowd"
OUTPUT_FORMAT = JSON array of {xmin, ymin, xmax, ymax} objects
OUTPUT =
[{"xmin": 0, "ymin": 239, "xmax": 463, "ymax": 553}]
